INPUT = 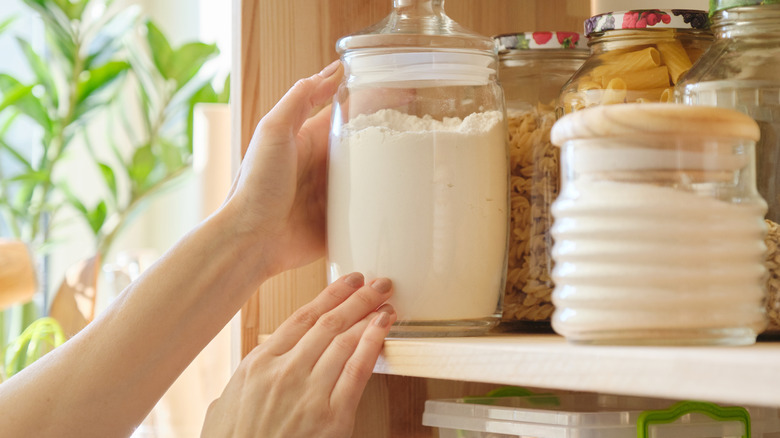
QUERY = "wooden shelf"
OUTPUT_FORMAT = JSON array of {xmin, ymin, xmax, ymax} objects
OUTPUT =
[{"xmin": 374, "ymin": 334, "xmax": 780, "ymax": 407}]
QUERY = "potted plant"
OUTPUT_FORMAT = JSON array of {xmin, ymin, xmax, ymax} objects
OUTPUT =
[{"xmin": 0, "ymin": 0, "xmax": 228, "ymax": 381}]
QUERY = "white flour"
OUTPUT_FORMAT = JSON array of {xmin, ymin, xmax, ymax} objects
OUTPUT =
[{"xmin": 327, "ymin": 109, "xmax": 508, "ymax": 321}]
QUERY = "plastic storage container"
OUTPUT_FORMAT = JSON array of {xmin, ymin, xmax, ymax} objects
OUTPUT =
[
  {"xmin": 327, "ymin": 0, "xmax": 509, "ymax": 337},
  {"xmin": 558, "ymin": 9, "xmax": 712, "ymax": 114},
  {"xmin": 493, "ymin": 32, "xmax": 587, "ymax": 328},
  {"xmin": 675, "ymin": 1, "xmax": 780, "ymax": 335},
  {"xmin": 423, "ymin": 394, "xmax": 780, "ymax": 438},
  {"xmin": 549, "ymin": 104, "xmax": 767, "ymax": 345}
]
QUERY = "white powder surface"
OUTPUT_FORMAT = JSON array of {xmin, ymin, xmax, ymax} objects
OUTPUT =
[{"xmin": 327, "ymin": 109, "xmax": 508, "ymax": 322}]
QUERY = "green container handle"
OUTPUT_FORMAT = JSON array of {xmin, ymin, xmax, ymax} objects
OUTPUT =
[{"xmin": 636, "ymin": 400, "xmax": 750, "ymax": 438}]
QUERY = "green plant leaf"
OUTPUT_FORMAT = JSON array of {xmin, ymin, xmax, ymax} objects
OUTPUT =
[
  {"xmin": 0, "ymin": 139, "xmax": 33, "ymax": 171},
  {"xmin": 9, "ymin": 170, "xmax": 49, "ymax": 184},
  {"xmin": 3, "ymin": 317, "xmax": 64, "ymax": 379},
  {"xmin": 21, "ymin": 0, "xmax": 77, "ymax": 64},
  {"xmin": 0, "ymin": 15, "xmax": 16, "ymax": 35},
  {"xmin": 0, "ymin": 111, "xmax": 20, "ymax": 138},
  {"xmin": 85, "ymin": 6, "xmax": 139, "ymax": 69},
  {"xmin": 145, "ymin": 21, "xmax": 174, "ymax": 80},
  {"xmin": 76, "ymin": 61, "xmax": 130, "ymax": 107},
  {"xmin": 0, "ymin": 74, "xmax": 51, "ymax": 132},
  {"xmin": 59, "ymin": 185, "xmax": 90, "ymax": 232},
  {"xmin": 52, "ymin": 0, "xmax": 89, "ymax": 21},
  {"xmin": 97, "ymin": 162, "xmax": 117, "ymax": 201},
  {"xmin": 158, "ymin": 139, "xmax": 184, "ymax": 172},
  {"xmin": 86, "ymin": 200, "xmax": 107, "ymax": 234},
  {"xmin": 0, "ymin": 84, "xmax": 34, "ymax": 114},
  {"xmin": 218, "ymin": 74, "xmax": 230, "ymax": 104},
  {"xmin": 185, "ymin": 82, "xmax": 219, "ymax": 154},
  {"xmin": 15, "ymin": 37, "xmax": 59, "ymax": 109},
  {"xmin": 129, "ymin": 144, "xmax": 156, "ymax": 193},
  {"xmin": 12, "ymin": 181, "xmax": 37, "ymax": 212},
  {"xmin": 169, "ymin": 42, "xmax": 219, "ymax": 90},
  {"xmin": 48, "ymin": 28, "xmax": 77, "ymax": 66}
]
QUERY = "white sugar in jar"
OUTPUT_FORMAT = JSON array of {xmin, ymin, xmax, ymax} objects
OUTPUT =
[{"xmin": 550, "ymin": 103, "xmax": 767, "ymax": 346}]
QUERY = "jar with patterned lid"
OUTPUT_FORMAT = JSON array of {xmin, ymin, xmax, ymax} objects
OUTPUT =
[
  {"xmin": 676, "ymin": 0, "xmax": 780, "ymax": 335},
  {"xmin": 493, "ymin": 32, "xmax": 587, "ymax": 328},
  {"xmin": 558, "ymin": 9, "xmax": 713, "ymax": 114}
]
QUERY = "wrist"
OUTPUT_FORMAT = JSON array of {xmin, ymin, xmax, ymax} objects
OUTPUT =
[{"xmin": 206, "ymin": 203, "xmax": 276, "ymax": 287}]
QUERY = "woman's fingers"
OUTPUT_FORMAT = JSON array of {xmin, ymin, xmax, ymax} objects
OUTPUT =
[
  {"xmin": 311, "ymin": 303, "xmax": 395, "ymax": 386},
  {"xmin": 263, "ymin": 272, "xmax": 365, "ymax": 355},
  {"xmin": 289, "ymin": 278, "xmax": 393, "ymax": 365},
  {"xmin": 258, "ymin": 60, "xmax": 343, "ymax": 146},
  {"xmin": 330, "ymin": 307, "xmax": 397, "ymax": 415}
]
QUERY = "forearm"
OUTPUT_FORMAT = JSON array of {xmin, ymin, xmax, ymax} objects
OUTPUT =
[{"xmin": 0, "ymin": 207, "xmax": 268, "ymax": 437}]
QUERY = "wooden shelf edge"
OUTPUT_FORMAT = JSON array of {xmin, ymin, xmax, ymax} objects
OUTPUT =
[{"xmin": 374, "ymin": 334, "xmax": 780, "ymax": 408}]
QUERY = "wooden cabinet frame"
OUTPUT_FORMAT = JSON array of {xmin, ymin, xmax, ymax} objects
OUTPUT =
[{"xmin": 233, "ymin": 1, "xmax": 780, "ymax": 435}]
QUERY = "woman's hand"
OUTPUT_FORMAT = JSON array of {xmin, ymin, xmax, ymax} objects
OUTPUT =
[
  {"xmin": 201, "ymin": 273, "xmax": 396, "ymax": 438},
  {"xmin": 222, "ymin": 60, "xmax": 343, "ymax": 277}
]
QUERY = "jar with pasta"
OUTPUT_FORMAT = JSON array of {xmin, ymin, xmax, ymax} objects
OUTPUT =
[
  {"xmin": 494, "ymin": 32, "xmax": 588, "ymax": 328},
  {"xmin": 559, "ymin": 9, "xmax": 713, "ymax": 114},
  {"xmin": 676, "ymin": 1, "xmax": 780, "ymax": 336}
]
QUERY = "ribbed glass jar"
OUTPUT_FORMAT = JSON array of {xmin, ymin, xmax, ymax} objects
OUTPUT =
[{"xmin": 550, "ymin": 104, "xmax": 767, "ymax": 345}]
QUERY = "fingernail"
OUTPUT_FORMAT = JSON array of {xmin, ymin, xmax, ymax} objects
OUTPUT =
[
  {"xmin": 343, "ymin": 272, "xmax": 364, "ymax": 288},
  {"xmin": 373, "ymin": 312, "xmax": 391, "ymax": 328},
  {"xmin": 371, "ymin": 278, "xmax": 392, "ymax": 294},
  {"xmin": 318, "ymin": 60, "xmax": 341, "ymax": 78}
]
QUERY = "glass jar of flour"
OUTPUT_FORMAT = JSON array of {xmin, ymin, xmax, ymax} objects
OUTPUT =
[
  {"xmin": 327, "ymin": 0, "xmax": 509, "ymax": 336},
  {"xmin": 550, "ymin": 103, "xmax": 767, "ymax": 346}
]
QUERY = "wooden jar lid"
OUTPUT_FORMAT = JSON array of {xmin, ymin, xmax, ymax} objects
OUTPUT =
[{"xmin": 551, "ymin": 103, "xmax": 760, "ymax": 146}]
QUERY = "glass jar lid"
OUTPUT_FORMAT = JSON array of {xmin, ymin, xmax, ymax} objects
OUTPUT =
[
  {"xmin": 337, "ymin": 0, "xmax": 494, "ymax": 53},
  {"xmin": 585, "ymin": 9, "xmax": 710, "ymax": 36},
  {"xmin": 494, "ymin": 32, "xmax": 587, "ymax": 52},
  {"xmin": 710, "ymin": 0, "xmax": 780, "ymax": 14},
  {"xmin": 336, "ymin": 0, "xmax": 497, "ymax": 87}
]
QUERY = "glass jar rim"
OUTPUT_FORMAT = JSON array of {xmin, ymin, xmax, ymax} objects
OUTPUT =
[{"xmin": 710, "ymin": 0, "xmax": 780, "ymax": 15}]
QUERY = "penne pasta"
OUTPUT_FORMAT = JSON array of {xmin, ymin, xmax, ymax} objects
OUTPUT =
[
  {"xmin": 600, "ymin": 65, "xmax": 671, "ymax": 89},
  {"xmin": 629, "ymin": 87, "xmax": 670, "ymax": 102},
  {"xmin": 656, "ymin": 40, "xmax": 693, "ymax": 84},
  {"xmin": 601, "ymin": 78, "xmax": 627, "ymax": 105},
  {"xmin": 578, "ymin": 80, "xmax": 603, "ymax": 92},
  {"xmin": 660, "ymin": 87, "xmax": 675, "ymax": 103},
  {"xmin": 590, "ymin": 47, "xmax": 661, "ymax": 78}
]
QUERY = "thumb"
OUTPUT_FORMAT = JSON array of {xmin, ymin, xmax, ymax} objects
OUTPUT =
[{"xmin": 258, "ymin": 60, "xmax": 343, "ymax": 143}]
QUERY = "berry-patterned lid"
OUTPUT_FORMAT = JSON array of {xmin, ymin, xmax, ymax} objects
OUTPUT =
[
  {"xmin": 584, "ymin": 9, "xmax": 710, "ymax": 36},
  {"xmin": 710, "ymin": 0, "xmax": 780, "ymax": 14},
  {"xmin": 494, "ymin": 32, "xmax": 587, "ymax": 51}
]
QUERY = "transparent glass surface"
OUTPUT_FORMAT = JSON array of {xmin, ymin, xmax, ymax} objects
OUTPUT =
[{"xmin": 326, "ymin": 0, "xmax": 508, "ymax": 337}]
